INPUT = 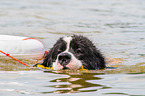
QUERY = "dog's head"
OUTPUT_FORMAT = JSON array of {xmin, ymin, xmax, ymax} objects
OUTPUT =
[{"xmin": 42, "ymin": 35, "xmax": 105, "ymax": 70}]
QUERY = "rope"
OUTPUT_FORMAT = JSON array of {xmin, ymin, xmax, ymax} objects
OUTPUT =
[
  {"xmin": 0, "ymin": 50, "xmax": 29, "ymax": 66},
  {"xmin": 0, "ymin": 38, "xmax": 48, "ymax": 67}
]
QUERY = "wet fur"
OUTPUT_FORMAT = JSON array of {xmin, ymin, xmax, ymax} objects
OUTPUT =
[{"xmin": 41, "ymin": 35, "xmax": 106, "ymax": 70}]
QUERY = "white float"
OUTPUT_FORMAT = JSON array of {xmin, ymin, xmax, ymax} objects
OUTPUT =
[{"xmin": 0, "ymin": 35, "xmax": 45, "ymax": 60}]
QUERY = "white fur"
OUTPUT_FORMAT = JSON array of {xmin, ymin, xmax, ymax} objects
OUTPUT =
[
  {"xmin": 66, "ymin": 52, "xmax": 82, "ymax": 70},
  {"xmin": 52, "ymin": 62, "xmax": 63, "ymax": 70},
  {"xmin": 53, "ymin": 36, "xmax": 82, "ymax": 70},
  {"xmin": 63, "ymin": 36, "xmax": 72, "ymax": 52}
]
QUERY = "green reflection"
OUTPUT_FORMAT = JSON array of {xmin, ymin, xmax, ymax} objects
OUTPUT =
[
  {"xmin": 105, "ymin": 92, "xmax": 129, "ymax": 95},
  {"xmin": 42, "ymin": 70, "xmax": 111, "ymax": 94}
]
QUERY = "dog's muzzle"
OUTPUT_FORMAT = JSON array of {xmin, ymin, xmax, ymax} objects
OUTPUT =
[{"xmin": 58, "ymin": 52, "xmax": 71, "ymax": 69}]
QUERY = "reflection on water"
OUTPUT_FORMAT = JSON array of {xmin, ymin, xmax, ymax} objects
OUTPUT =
[
  {"xmin": 0, "ymin": 59, "xmax": 38, "ymax": 71},
  {"xmin": 0, "ymin": 71, "xmax": 144, "ymax": 95},
  {"xmin": 42, "ymin": 71, "xmax": 110, "ymax": 94},
  {"xmin": 0, "ymin": 0, "xmax": 145, "ymax": 95}
]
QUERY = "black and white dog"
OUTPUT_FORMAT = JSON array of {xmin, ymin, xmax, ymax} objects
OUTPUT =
[{"xmin": 41, "ymin": 35, "xmax": 105, "ymax": 70}]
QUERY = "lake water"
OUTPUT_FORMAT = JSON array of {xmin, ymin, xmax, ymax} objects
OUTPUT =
[{"xmin": 0, "ymin": 0, "xmax": 145, "ymax": 95}]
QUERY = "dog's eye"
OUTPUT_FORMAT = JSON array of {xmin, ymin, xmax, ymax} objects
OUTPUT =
[
  {"xmin": 58, "ymin": 49, "xmax": 62, "ymax": 54},
  {"xmin": 76, "ymin": 48, "xmax": 83, "ymax": 54}
]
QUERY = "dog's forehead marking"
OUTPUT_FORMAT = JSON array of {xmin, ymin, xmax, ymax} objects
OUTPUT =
[
  {"xmin": 63, "ymin": 36, "xmax": 72, "ymax": 52},
  {"xmin": 53, "ymin": 36, "xmax": 83, "ymax": 70},
  {"xmin": 63, "ymin": 36, "xmax": 72, "ymax": 44}
]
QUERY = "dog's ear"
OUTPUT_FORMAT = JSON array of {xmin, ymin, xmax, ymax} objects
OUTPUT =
[
  {"xmin": 83, "ymin": 47, "xmax": 106, "ymax": 70},
  {"xmin": 41, "ymin": 37, "xmax": 65, "ymax": 67},
  {"xmin": 41, "ymin": 49, "xmax": 54, "ymax": 67},
  {"xmin": 93, "ymin": 49, "xmax": 106, "ymax": 69}
]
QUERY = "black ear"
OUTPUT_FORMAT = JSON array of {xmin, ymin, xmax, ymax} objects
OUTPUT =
[
  {"xmin": 41, "ymin": 37, "xmax": 66, "ymax": 67},
  {"xmin": 41, "ymin": 48, "xmax": 54, "ymax": 67},
  {"xmin": 83, "ymin": 47, "xmax": 106, "ymax": 70},
  {"xmin": 93, "ymin": 49, "xmax": 106, "ymax": 69}
]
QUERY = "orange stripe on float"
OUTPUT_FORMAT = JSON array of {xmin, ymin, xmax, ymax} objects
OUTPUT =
[
  {"xmin": 23, "ymin": 38, "xmax": 44, "ymax": 45},
  {"xmin": 23, "ymin": 38, "xmax": 49, "ymax": 56}
]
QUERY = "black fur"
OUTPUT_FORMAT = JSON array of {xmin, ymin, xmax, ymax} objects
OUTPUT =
[
  {"xmin": 41, "ymin": 35, "xmax": 106, "ymax": 70},
  {"xmin": 42, "ymin": 38, "xmax": 67, "ymax": 67}
]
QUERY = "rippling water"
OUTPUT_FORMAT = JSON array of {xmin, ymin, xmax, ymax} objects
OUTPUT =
[{"xmin": 0, "ymin": 0, "xmax": 145, "ymax": 95}]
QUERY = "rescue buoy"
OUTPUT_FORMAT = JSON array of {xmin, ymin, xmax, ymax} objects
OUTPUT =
[{"xmin": 0, "ymin": 35, "xmax": 45, "ymax": 60}]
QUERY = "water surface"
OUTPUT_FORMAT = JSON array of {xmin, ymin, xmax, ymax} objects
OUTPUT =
[{"xmin": 0, "ymin": 0, "xmax": 145, "ymax": 95}]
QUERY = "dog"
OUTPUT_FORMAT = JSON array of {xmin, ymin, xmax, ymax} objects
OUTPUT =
[{"xmin": 41, "ymin": 35, "xmax": 106, "ymax": 70}]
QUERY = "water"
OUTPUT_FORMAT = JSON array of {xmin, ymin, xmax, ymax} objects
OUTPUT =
[
  {"xmin": 0, "ymin": 0, "xmax": 145, "ymax": 95},
  {"xmin": 0, "ymin": 71, "xmax": 145, "ymax": 96}
]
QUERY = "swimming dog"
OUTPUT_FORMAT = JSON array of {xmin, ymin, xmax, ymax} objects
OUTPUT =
[{"xmin": 41, "ymin": 35, "xmax": 105, "ymax": 70}]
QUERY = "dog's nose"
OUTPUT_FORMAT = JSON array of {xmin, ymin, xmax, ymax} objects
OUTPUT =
[{"xmin": 58, "ymin": 53, "xmax": 71, "ymax": 66}]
